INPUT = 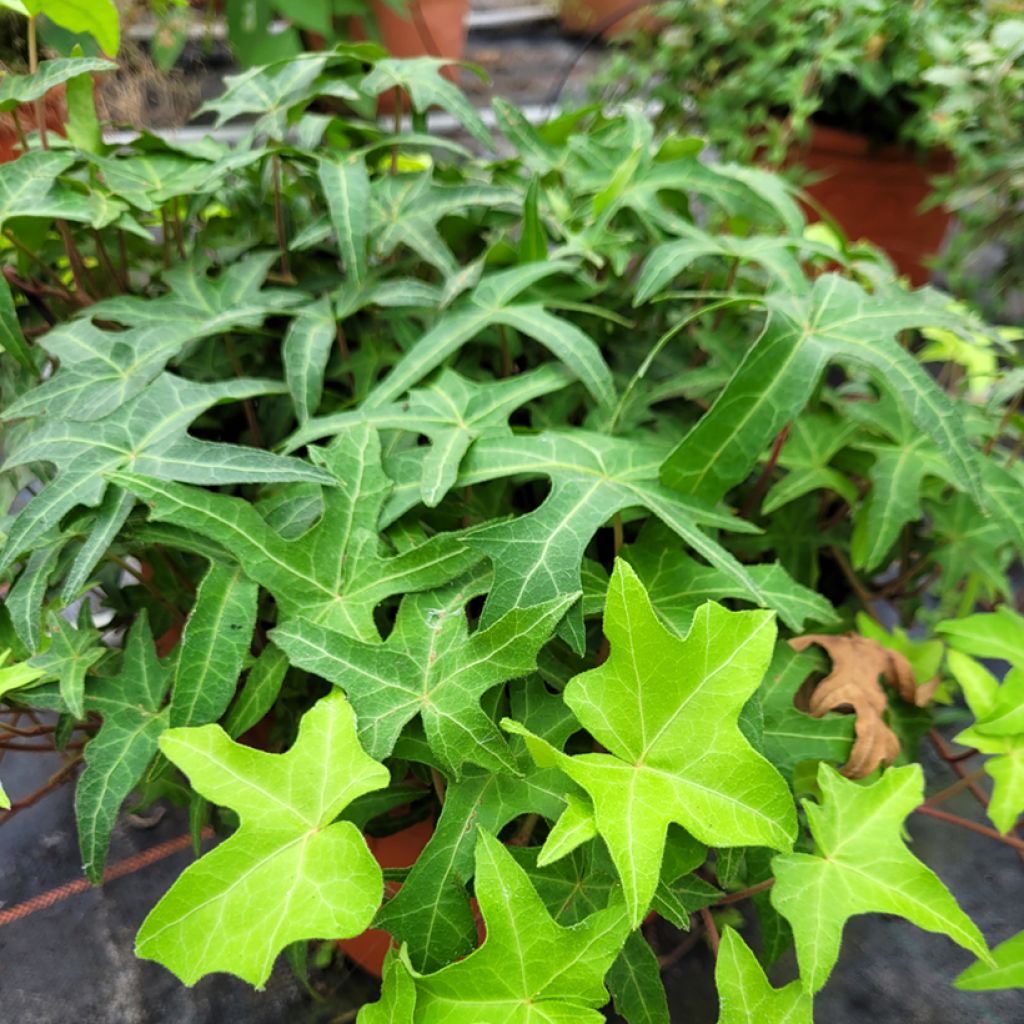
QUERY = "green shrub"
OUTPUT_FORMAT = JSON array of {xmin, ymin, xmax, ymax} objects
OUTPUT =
[{"xmin": 1, "ymin": 44, "xmax": 1022, "ymax": 1021}]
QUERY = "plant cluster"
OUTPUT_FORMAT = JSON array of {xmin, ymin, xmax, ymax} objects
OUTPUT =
[
  {"xmin": 1, "ymin": 41, "xmax": 1023, "ymax": 1021},
  {"xmin": 597, "ymin": 0, "xmax": 1024, "ymax": 301}
]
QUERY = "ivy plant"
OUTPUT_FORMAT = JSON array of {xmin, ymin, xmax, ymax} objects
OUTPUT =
[{"xmin": 1, "ymin": 40, "xmax": 1022, "ymax": 1023}]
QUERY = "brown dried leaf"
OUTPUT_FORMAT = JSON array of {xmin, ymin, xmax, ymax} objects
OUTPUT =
[{"xmin": 787, "ymin": 633, "xmax": 932, "ymax": 778}]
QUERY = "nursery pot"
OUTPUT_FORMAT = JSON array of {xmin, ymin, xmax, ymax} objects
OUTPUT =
[
  {"xmin": 789, "ymin": 122, "xmax": 952, "ymax": 286},
  {"xmin": 337, "ymin": 817, "xmax": 436, "ymax": 977},
  {"xmin": 559, "ymin": 0, "xmax": 664, "ymax": 39},
  {"xmin": 371, "ymin": 0, "xmax": 469, "ymax": 67}
]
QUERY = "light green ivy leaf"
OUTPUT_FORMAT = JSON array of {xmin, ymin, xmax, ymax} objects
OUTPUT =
[
  {"xmin": 715, "ymin": 928, "xmax": 812, "ymax": 1024},
  {"xmin": 505, "ymin": 560, "xmax": 796, "ymax": 925},
  {"xmin": 956, "ymin": 930, "xmax": 1024, "ymax": 992},
  {"xmin": 135, "ymin": 689, "xmax": 389, "ymax": 987},
  {"xmin": 364, "ymin": 829, "xmax": 630, "ymax": 1024},
  {"xmin": 770, "ymin": 763, "xmax": 989, "ymax": 992}
]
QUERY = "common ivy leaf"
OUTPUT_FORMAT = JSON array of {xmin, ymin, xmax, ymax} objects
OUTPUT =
[
  {"xmin": 370, "ymin": 175, "xmax": 520, "ymax": 277},
  {"xmin": 170, "ymin": 561, "xmax": 257, "ymax": 728},
  {"xmin": 0, "ymin": 150, "xmax": 116, "ymax": 228},
  {"xmin": 1, "ymin": 374, "xmax": 327, "ymax": 572},
  {"xmin": 715, "ymin": 928, "xmax": 812, "ymax": 1024},
  {"xmin": 23, "ymin": 0, "xmax": 119, "ymax": 53},
  {"xmin": 510, "ymin": 840, "xmax": 704, "ymax": 1024},
  {"xmin": 927, "ymin": 493, "xmax": 1014, "ymax": 604},
  {"xmin": 761, "ymin": 411, "xmax": 859, "ymax": 515},
  {"xmin": 75, "ymin": 252, "xmax": 301, "ymax": 336},
  {"xmin": 937, "ymin": 607, "xmax": 1024, "ymax": 666},
  {"xmin": 198, "ymin": 52, "xmax": 334, "ymax": 135},
  {"xmin": 135, "ymin": 689, "xmax": 389, "ymax": 987},
  {"xmin": 271, "ymin": 571, "xmax": 574, "ymax": 773},
  {"xmin": 845, "ymin": 393, "xmax": 963, "ymax": 571},
  {"xmin": 0, "ymin": 58, "xmax": 116, "ymax": 111},
  {"xmin": 285, "ymin": 364, "xmax": 573, "ymax": 507},
  {"xmin": 661, "ymin": 275, "xmax": 983, "ymax": 506},
  {"xmin": 946, "ymin": 650, "xmax": 1024, "ymax": 834},
  {"xmin": 956, "ymin": 930, "xmax": 1024, "ymax": 992},
  {"xmin": 114, "ymin": 422, "xmax": 477, "ymax": 640},
  {"xmin": 27, "ymin": 611, "xmax": 103, "ymax": 719},
  {"xmin": 369, "ymin": 829, "xmax": 630, "ymax": 1024},
  {"xmin": 625, "ymin": 523, "xmax": 837, "ymax": 634},
  {"xmin": 374, "ymin": 678, "xmax": 576, "ymax": 971},
  {"xmin": 385, "ymin": 432, "xmax": 770, "ymax": 652},
  {"xmin": 362, "ymin": 58, "xmax": 492, "ymax": 149},
  {"xmin": 76, "ymin": 613, "xmax": 171, "ymax": 882},
  {"xmin": 505, "ymin": 560, "xmax": 796, "ymax": 925},
  {"xmin": 759, "ymin": 643, "xmax": 855, "ymax": 781},
  {"xmin": 4, "ymin": 320, "xmax": 201, "ymax": 426},
  {"xmin": 0, "ymin": 647, "xmax": 47, "ymax": 703},
  {"xmin": 363, "ymin": 262, "xmax": 615, "ymax": 412},
  {"xmin": 770, "ymin": 763, "xmax": 989, "ymax": 992},
  {"xmin": 282, "ymin": 296, "xmax": 336, "ymax": 425},
  {"xmin": 636, "ymin": 224, "xmax": 816, "ymax": 299}
]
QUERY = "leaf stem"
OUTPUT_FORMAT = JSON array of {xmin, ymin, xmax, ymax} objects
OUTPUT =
[
  {"xmin": 714, "ymin": 877, "xmax": 775, "ymax": 905},
  {"xmin": 829, "ymin": 546, "xmax": 881, "ymax": 623},
  {"xmin": 609, "ymin": 297, "xmax": 746, "ymax": 433},
  {"xmin": 740, "ymin": 423, "xmax": 791, "ymax": 520},
  {"xmin": 430, "ymin": 767, "xmax": 446, "ymax": 806},
  {"xmin": 224, "ymin": 335, "xmax": 265, "ymax": 448},
  {"xmin": 699, "ymin": 906, "xmax": 720, "ymax": 957},
  {"xmin": 924, "ymin": 767, "xmax": 987, "ymax": 806},
  {"xmin": 271, "ymin": 153, "xmax": 292, "ymax": 280},
  {"xmin": 914, "ymin": 804, "xmax": 1024, "ymax": 853},
  {"xmin": 0, "ymin": 754, "xmax": 82, "ymax": 819}
]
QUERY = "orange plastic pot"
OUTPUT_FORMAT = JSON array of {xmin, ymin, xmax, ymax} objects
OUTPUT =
[
  {"xmin": 558, "ymin": 0, "xmax": 664, "ymax": 39},
  {"xmin": 0, "ymin": 89, "xmax": 67, "ymax": 163},
  {"xmin": 337, "ymin": 817, "xmax": 436, "ymax": 976},
  {"xmin": 789, "ymin": 123, "xmax": 952, "ymax": 286}
]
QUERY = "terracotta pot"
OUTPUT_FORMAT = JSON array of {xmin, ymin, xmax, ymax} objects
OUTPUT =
[
  {"xmin": 371, "ymin": 0, "xmax": 468, "ymax": 66},
  {"xmin": 0, "ymin": 89, "xmax": 67, "ymax": 163},
  {"xmin": 337, "ymin": 817, "xmax": 436, "ymax": 976},
  {"xmin": 789, "ymin": 123, "xmax": 952, "ymax": 286},
  {"xmin": 559, "ymin": 0, "xmax": 664, "ymax": 39}
]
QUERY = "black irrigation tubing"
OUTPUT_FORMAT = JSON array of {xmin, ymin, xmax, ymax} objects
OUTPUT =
[{"xmin": 544, "ymin": 0, "xmax": 663, "ymax": 114}]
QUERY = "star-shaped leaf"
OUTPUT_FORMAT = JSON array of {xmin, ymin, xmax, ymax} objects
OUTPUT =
[
  {"xmin": 770, "ymin": 762, "xmax": 989, "ymax": 992},
  {"xmin": 135, "ymin": 689, "xmax": 389, "ymax": 987},
  {"xmin": 505, "ymin": 560, "xmax": 796, "ymax": 925},
  {"xmin": 75, "ymin": 252, "xmax": 301, "ymax": 335},
  {"xmin": 625, "ymin": 522, "xmax": 837, "ymax": 634},
  {"xmin": 27, "ymin": 611, "xmax": 103, "ymax": 719},
  {"xmin": 368, "ymin": 829, "xmax": 630, "ymax": 1024},
  {"xmin": 715, "ymin": 928, "xmax": 812, "ymax": 1024},
  {"xmin": 761, "ymin": 411, "xmax": 859, "ymax": 515},
  {"xmin": 0, "ymin": 58, "xmax": 117, "ymax": 112},
  {"xmin": 374, "ymin": 678, "xmax": 577, "ymax": 971},
  {"xmin": 286, "ymin": 364, "xmax": 574, "ymax": 506},
  {"xmin": 956, "ymin": 931, "xmax": 1024, "ymax": 992},
  {"xmin": 115, "ymin": 422, "xmax": 477, "ymax": 640},
  {"xmin": 1, "ymin": 373, "xmax": 327, "ymax": 573},
  {"xmin": 363, "ymin": 262, "xmax": 615, "ymax": 412},
  {"xmin": 76, "ymin": 613, "xmax": 171, "ymax": 882},
  {"xmin": 661, "ymin": 275, "xmax": 983, "ymax": 506},
  {"xmin": 845, "ymin": 393, "xmax": 964, "ymax": 571},
  {"xmin": 385, "ymin": 431, "xmax": 772, "ymax": 652},
  {"xmin": 362, "ymin": 58, "xmax": 492, "ymax": 149},
  {"xmin": 0, "ymin": 151, "xmax": 116, "ymax": 228},
  {"xmin": 946, "ymin": 650, "xmax": 1024, "ymax": 834},
  {"xmin": 270, "ymin": 571, "xmax": 575, "ymax": 773}
]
